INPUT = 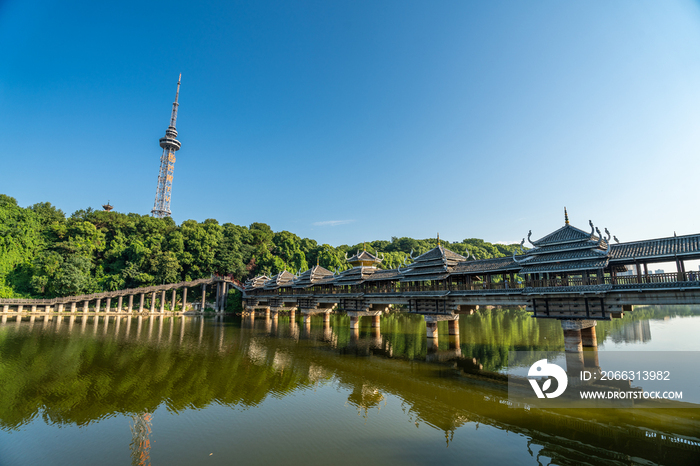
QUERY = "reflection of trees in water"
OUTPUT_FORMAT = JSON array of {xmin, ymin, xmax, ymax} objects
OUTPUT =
[
  {"xmin": 129, "ymin": 412, "xmax": 152, "ymax": 466},
  {"xmin": 609, "ymin": 320, "xmax": 652, "ymax": 344}
]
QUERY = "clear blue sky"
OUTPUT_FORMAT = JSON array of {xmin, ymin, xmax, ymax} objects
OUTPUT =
[{"xmin": 1, "ymin": 0, "xmax": 700, "ymax": 247}]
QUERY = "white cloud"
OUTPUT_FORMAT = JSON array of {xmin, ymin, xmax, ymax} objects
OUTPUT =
[{"xmin": 313, "ymin": 219, "xmax": 355, "ymax": 227}]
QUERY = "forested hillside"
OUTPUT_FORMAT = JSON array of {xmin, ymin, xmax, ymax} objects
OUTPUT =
[{"xmin": 0, "ymin": 194, "xmax": 521, "ymax": 298}]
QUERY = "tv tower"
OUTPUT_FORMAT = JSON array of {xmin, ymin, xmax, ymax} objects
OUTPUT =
[{"xmin": 151, "ymin": 74, "xmax": 182, "ymax": 218}]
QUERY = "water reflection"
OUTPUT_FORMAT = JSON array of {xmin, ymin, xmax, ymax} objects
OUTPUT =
[
  {"xmin": 610, "ymin": 319, "xmax": 652, "ymax": 344},
  {"xmin": 0, "ymin": 309, "xmax": 698, "ymax": 465}
]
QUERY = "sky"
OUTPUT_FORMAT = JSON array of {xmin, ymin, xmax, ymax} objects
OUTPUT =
[{"xmin": 1, "ymin": 0, "xmax": 700, "ymax": 247}]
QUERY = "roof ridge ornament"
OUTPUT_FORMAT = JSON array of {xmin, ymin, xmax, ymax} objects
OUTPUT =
[
  {"xmin": 589, "ymin": 220, "xmax": 595, "ymax": 238},
  {"xmin": 565, "ymin": 207, "xmax": 569, "ymax": 225},
  {"xmin": 512, "ymin": 239, "xmax": 525, "ymax": 263},
  {"xmin": 595, "ymin": 227, "xmax": 604, "ymax": 246},
  {"xmin": 604, "ymin": 228, "xmax": 611, "ymax": 242},
  {"xmin": 527, "ymin": 230, "xmax": 534, "ymax": 246},
  {"xmin": 613, "ymin": 235, "xmax": 620, "ymax": 244}
]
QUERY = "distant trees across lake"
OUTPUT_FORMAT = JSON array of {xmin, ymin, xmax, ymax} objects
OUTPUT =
[{"xmin": 0, "ymin": 194, "xmax": 520, "ymax": 298}]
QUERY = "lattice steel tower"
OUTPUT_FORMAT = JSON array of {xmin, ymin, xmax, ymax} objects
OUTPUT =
[{"xmin": 151, "ymin": 74, "xmax": 182, "ymax": 218}]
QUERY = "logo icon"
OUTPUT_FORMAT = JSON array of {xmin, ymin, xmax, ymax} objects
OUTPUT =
[{"xmin": 528, "ymin": 359, "xmax": 568, "ymax": 398}]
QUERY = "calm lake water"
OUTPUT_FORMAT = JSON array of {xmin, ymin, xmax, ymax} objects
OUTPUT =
[{"xmin": 0, "ymin": 307, "xmax": 698, "ymax": 465}]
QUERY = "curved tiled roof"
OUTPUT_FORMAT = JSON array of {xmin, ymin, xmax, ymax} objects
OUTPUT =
[
  {"xmin": 293, "ymin": 265, "xmax": 334, "ymax": 288},
  {"xmin": 263, "ymin": 270, "xmax": 295, "ymax": 290},
  {"xmin": 334, "ymin": 266, "xmax": 378, "ymax": 286},
  {"xmin": 530, "ymin": 224, "xmax": 595, "ymax": 246},
  {"xmin": 520, "ymin": 248, "xmax": 608, "ymax": 264},
  {"xmin": 245, "ymin": 275, "xmax": 270, "ymax": 290},
  {"xmin": 451, "ymin": 256, "xmax": 522, "ymax": 274},
  {"xmin": 609, "ymin": 234, "xmax": 700, "ymax": 262},
  {"xmin": 518, "ymin": 258, "xmax": 609, "ymax": 274},
  {"xmin": 400, "ymin": 245, "xmax": 466, "ymax": 282}
]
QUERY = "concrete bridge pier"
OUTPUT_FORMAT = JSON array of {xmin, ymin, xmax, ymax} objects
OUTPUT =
[
  {"xmin": 561, "ymin": 320, "xmax": 597, "ymax": 352},
  {"xmin": 117, "ymin": 296, "xmax": 123, "ymax": 313},
  {"xmin": 371, "ymin": 315, "xmax": 381, "ymax": 328},
  {"xmin": 31, "ymin": 305, "xmax": 37, "ymax": 313},
  {"xmin": 44, "ymin": 305, "xmax": 51, "ymax": 313},
  {"xmin": 1, "ymin": 315, "xmax": 7, "ymax": 324},
  {"xmin": 106, "ymin": 298, "xmax": 111, "ymax": 313},
  {"xmin": 150, "ymin": 292, "xmax": 157, "ymax": 313},
  {"xmin": 290, "ymin": 308, "xmax": 296, "ymax": 321},
  {"xmin": 160, "ymin": 290, "xmax": 166, "ymax": 313},
  {"xmin": 448, "ymin": 317, "xmax": 459, "ymax": 336},
  {"xmin": 201, "ymin": 284, "xmax": 207, "ymax": 312},
  {"xmin": 58, "ymin": 303, "xmax": 64, "ymax": 313},
  {"xmin": 425, "ymin": 320, "xmax": 439, "ymax": 339},
  {"xmin": 182, "ymin": 288, "xmax": 188, "ymax": 312},
  {"xmin": 2, "ymin": 305, "xmax": 8, "ymax": 313},
  {"xmin": 349, "ymin": 315, "xmax": 360, "ymax": 330},
  {"xmin": 70, "ymin": 302, "xmax": 77, "ymax": 313},
  {"xmin": 82, "ymin": 301, "xmax": 89, "ymax": 314},
  {"xmin": 17, "ymin": 305, "xmax": 23, "ymax": 313},
  {"xmin": 95, "ymin": 299, "xmax": 101, "ymax": 313},
  {"xmin": 171, "ymin": 289, "xmax": 177, "ymax": 313}
]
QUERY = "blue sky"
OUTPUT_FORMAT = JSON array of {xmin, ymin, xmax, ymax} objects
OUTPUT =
[{"xmin": 1, "ymin": 0, "xmax": 700, "ymax": 247}]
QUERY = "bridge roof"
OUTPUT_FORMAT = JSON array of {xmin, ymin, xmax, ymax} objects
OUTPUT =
[
  {"xmin": 518, "ymin": 248, "xmax": 609, "ymax": 265},
  {"xmin": 529, "ymin": 223, "xmax": 597, "ymax": 247},
  {"xmin": 334, "ymin": 266, "xmax": 378, "ymax": 286},
  {"xmin": 400, "ymin": 245, "xmax": 466, "ymax": 282},
  {"xmin": 293, "ymin": 265, "xmax": 334, "ymax": 288},
  {"xmin": 609, "ymin": 234, "xmax": 700, "ymax": 263},
  {"xmin": 518, "ymin": 258, "xmax": 609, "ymax": 274},
  {"xmin": 245, "ymin": 275, "xmax": 269, "ymax": 290},
  {"xmin": 451, "ymin": 256, "xmax": 522, "ymax": 274},
  {"xmin": 365, "ymin": 269, "xmax": 402, "ymax": 281},
  {"xmin": 345, "ymin": 250, "xmax": 383, "ymax": 266},
  {"xmin": 263, "ymin": 270, "xmax": 295, "ymax": 290}
]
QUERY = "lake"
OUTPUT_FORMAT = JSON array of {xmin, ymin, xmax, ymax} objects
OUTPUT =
[{"xmin": 0, "ymin": 306, "xmax": 698, "ymax": 465}]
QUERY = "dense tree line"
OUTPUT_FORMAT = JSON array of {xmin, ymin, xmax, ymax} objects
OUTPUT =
[{"xmin": 0, "ymin": 194, "xmax": 521, "ymax": 298}]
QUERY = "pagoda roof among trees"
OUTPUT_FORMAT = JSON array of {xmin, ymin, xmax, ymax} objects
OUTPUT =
[
  {"xmin": 245, "ymin": 275, "xmax": 269, "ymax": 290},
  {"xmin": 345, "ymin": 249, "xmax": 383, "ymax": 267}
]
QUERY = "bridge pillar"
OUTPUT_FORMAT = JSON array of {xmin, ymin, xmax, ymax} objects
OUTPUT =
[
  {"xmin": 201, "ymin": 284, "xmax": 206, "ymax": 311},
  {"xmin": 215, "ymin": 282, "xmax": 221, "ymax": 312},
  {"xmin": 171, "ymin": 289, "xmax": 177, "ymax": 312},
  {"xmin": 70, "ymin": 302, "xmax": 76, "ymax": 313},
  {"xmin": 263, "ymin": 307, "xmax": 270, "ymax": 319},
  {"xmin": 127, "ymin": 295, "xmax": 134, "ymax": 312},
  {"xmin": 117, "ymin": 296, "xmax": 123, "ymax": 313},
  {"xmin": 290, "ymin": 308, "xmax": 296, "ymax": 320},
  {"xmin": 303, "ymin": 314, "xmax": 312, "ymax": 329},
  {"xmin": 324, "ymin": 312, "xmax": 331, "ymax": 325},
  {"xmin": 17, "ymin": 305, "xmax": 24, "ymax": 313},
  {"xmin": 139, "ymin": 293, "xmax": 145, "ymax": 312},
  {"xmin": 160, "ymin": 290, "xmax": 166, "ymax": 313},
  {"xmin": 106, "ymin": 298, "xmax": 112, "ymax": 313},
  {"xmin": 57, "ymin": 303, "xmax": 64, "ymax": 313},
  {"xmin": 2, "ymin": 305, "xmax": 8, "ymax": 313},
  {"xmin": 426, "ymin": 321, "xmax": 438, "ymax": 339},
  {"xmin": 82, "ymin": 301, "xmax": 89, "ymax": 314},
  {"xmin": 371, "ymin": 315, "xmax": 380, "ymax": 328},
  {"xmin": 95, "ymin": 299, "xmax": 101, "ymax": 313},
  {"xmin": 448, "ymin": 318, "xmax": 459, "ymax": 336},
  {"xmin": 182, "ymin": 288, "xmax": 188, "ymax": 312},
  {"xmin": 349, "ymin": 315, "xmax": 360, "ymax": 329},
  {"xmin": 44, "ymin": 305, "xmax": 51, "ymax": 313},
  {"xmin": 149, "ymin": 292, "xmax": 156, "ymax": 313},
  {"xmin": 561, "ymin": 320, "xmax": 597, "ymax": 352},
  {"xmin": 581, "ymin": 323, "xmax": 598, "ymax": 348},
  {"xmin": 1, "ymin": 315, "xmax": 6, "ymax": 324},
  {"xmin": 31, "ymin": 305, "xmax": 37, "ymax": 313}
]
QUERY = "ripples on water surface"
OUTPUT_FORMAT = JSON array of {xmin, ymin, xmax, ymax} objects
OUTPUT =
[{"xmin": 0, "ymin": 306, "xmax": 698, "ymax": 465}]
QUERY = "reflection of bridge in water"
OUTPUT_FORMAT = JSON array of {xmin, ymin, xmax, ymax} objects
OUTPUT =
[{"xmin": 1, "ymin": 314, "xmax": 698, "ymax": 465}]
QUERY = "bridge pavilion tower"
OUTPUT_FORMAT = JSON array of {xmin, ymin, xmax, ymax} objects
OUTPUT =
[{"xmin": 151, "ymin": 74, "xmax": 182, "ymax": 218}]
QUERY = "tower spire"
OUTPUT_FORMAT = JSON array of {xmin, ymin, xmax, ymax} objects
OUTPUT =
[
  {"xmin": 564, "ymin": 207, "xmax": 569, "ymax": 225},
  {"xmin": 169, "ymin": 73, "xmax": 181, "ymax": 128},
  {"xmin": 152, "ymin": 75, "xmax": 183, "ymax": 218}
]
